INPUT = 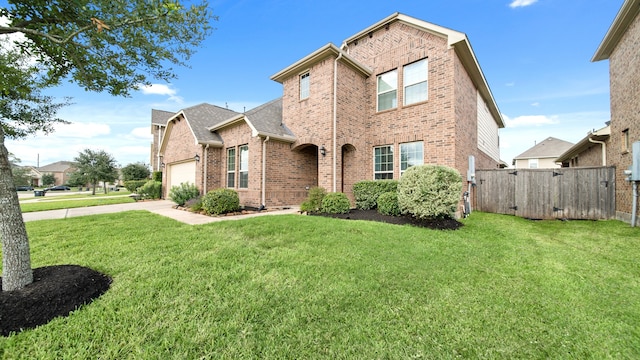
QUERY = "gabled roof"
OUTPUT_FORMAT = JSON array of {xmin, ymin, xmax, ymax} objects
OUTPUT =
[
  {"xmin": 208, "ymin": 98, "xmax": 296, "ymax": 143},
  {"xmin": 342, "ymin": 12, "xmax": 504, "ymax": 128},
  {"xmin": 556, "ymin": 125, "xmax": 611, "ymax": 163},
  {"xmin": 514, "ymin": 137, "xmax": 575, "ymax": 160},
  {"xmin": 38, "ymin": 161, "xmax": 75, "ymax": 172},
  {"xmin": 151, "ymin": 109, "xmax": 174, "ymax": 126},
  {"xmin": 593, "ymin": 0, "xmax": 640, "ymax": 61},
  {"xmin": 163, "ymin": 103, "xmax": 241, "ymax": 149},
  {"xmin": 270, "ymin": 43, "xmax": 372, "ymax": 83}
]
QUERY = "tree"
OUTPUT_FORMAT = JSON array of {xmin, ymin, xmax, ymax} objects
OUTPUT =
[
  {"xmin": 121, "ymin": 162, "xmax": 151, "ymax": 181},
  {"xmin": 8, "ymin": 152, "xmax": 31, "ymax": 186},
  {"xmin": 41, "ymin": 173, "xmax": 56, "ymax": 187},
  {"xmin": 74, "ymin": 149, "xmax": 118, "ymax": 195},
  {"xmin": 0, "ymin": 1, "xmax": 214, "ymax": 291}
]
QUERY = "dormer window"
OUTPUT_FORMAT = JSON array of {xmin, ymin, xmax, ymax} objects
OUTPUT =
[{"xmin": 300, "ymin": 72, "xmax": 310, "ymax": 100}]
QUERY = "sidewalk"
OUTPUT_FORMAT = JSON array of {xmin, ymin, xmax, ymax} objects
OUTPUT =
[{"xmin": 22, "ymin": 200, "xmax": 300, "ymax": 225}]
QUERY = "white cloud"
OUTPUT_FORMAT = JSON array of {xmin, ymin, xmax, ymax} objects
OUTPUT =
[
  {"xmin": 140, "ymin": 84, "xmax": 184, "ymax": 104},
  {"xmin": 502, "ymin": 114, "xmax": 558, "ymax": 128},
  {"xmin": 531, "ymin": 102, "xmax": 540, "ymax": 107},
  {"xmin": 53, "ymin": 122, "xmax": 111, "ymax": 138},
  {"xmin": 130, "ymin": 127, "xmax": 152, "ymax": 140},
  {"xmin": 509, "ymin": 0, "xmax": 538, "ymax": 8}
]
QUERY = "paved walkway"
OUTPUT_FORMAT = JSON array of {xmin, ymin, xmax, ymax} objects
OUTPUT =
[{"xmin": 22, "ymin": 200, "xmax": 300, "ymax": 225}]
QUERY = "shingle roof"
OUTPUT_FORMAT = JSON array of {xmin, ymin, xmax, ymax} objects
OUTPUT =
[
  {"xmin": 514, "ymin": 137, "xmax": 575, "ymax": 159},
  {"xmin": 151, "ymin": 109, "xmax": 174, "ymax": 126},
  {"xmin": 38, "ymin": 161, "xmax": 75, "ymax": 172},
  {"xmin": 245, "ymin": 98, "xmax": 295, "ymax": 140},
  {"xmin": 181, "ymin": 103, "xmax": 240, "ymax": 144}
]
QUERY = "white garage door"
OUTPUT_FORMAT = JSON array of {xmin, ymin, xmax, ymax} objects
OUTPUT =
[{"xmin": 168, "ymin": 161, "xmax": 196, "ymax": 190}]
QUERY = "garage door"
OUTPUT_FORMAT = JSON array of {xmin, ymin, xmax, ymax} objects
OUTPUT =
[{"xmin": 168, "ymin": 161, "xmax": 196, "ymax": 190}]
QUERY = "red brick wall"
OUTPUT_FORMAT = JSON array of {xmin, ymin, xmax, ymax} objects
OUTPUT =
[
  {"xmin": 608, "ymin": 11, "xmax": 640, "ymax": 221},
  {"xmin": 162, "ymin": 116, "xmax": 201, "ymax": 198}
]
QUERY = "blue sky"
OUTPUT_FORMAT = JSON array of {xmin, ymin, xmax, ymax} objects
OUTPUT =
[{"xmin": 5, "ymin": 0, "xmax": 622, "ymax": 168}]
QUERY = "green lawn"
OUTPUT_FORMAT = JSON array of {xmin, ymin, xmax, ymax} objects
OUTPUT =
[
  {"xmin": 1, "ymin": 212, "xmax": 639, "ymax": 359},
  {"xmin": 20, "ymin": 192, "xmax": 135, "ymax": 213}
]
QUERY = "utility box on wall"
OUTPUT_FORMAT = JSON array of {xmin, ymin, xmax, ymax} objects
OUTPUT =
[{"xmin": 632, "ymin": 141, "xmax": 640, "ymax": 181}]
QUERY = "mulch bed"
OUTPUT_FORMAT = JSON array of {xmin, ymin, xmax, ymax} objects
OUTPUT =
[
  {"xmin": 0, "ymin": 265, "xmax": 111, "ymax": 337},
  {"xmin": 310, "ymin": 209, "xmax": 463, "ymax": 230},
  {"xmin": 1, "ymin": 208, "xmax": 460, "ymax": 337}
]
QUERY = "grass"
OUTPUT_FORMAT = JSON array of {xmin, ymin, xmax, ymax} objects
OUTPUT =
[
  {"xmin": 20, "ymin": 192, "xmax": 135, "ymax": 213},
  {"xmin": 1, "ymin": 212, "xmax": 640, "ymax": 359}
]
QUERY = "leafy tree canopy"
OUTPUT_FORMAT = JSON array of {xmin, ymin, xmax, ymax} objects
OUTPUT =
[
  {"xmin": 73, "ymin": 148, "xmax": 118, "ymax": 194},
  {"xmin": 121, "ymin": 162, "xmax": 150, "ymax": 181}
]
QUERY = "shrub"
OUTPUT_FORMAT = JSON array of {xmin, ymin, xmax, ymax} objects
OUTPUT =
[
  {"xmin": 202, "ymin": 188, "xmax": 240, "ymax": 215},
  {"xmin": 353, "ymin": 180, "xmax": 399, "ymax": 210},
  {"xmin": 124, "ymin": 180, "xmax": 147, "ymax": 193},
  {"xmin": 377, "ymin": 191, "xmax": 401, "ymax": 216},
  {"xmin": 398, "ymin": 165, "xmax": 462, "ymax": 219},
  {"xmin": 169, "ymin": 182, "xmax": 200, "ymax": 206},
  {"xmin": 152, "ymin": 171, "xmax": 163, "ymax": 182},
  {"xmin": 300, "ymin": 186, "xmax": 326, "ymax": 213},
  {"xmin": 185, "ymin": 196, "xmax": 203, "ymax": 212},
  {"xmin": 321, "ymin": 192, "xmax": 351, "ymax": 214},
  {"xmin": 137, "ymin": 180, "xmax": 162, "ymax": 200}
]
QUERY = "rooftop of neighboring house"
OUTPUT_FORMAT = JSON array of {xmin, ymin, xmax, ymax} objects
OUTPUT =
[
  {"xmin": 514, "ymin": 137, "xmax": 575, "ymax": 161},
  {"xmin": 38, "ymin": 161, "xmax": 75, "ymax": 173},
  {"xmin": 556, "ymin": 124, "xmax": 611, "ymax": 163}
]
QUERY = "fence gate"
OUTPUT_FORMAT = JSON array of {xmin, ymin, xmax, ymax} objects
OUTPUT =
[{"xmin": 475, "ymin": 167, "xmax": 615, "ymax": 220}]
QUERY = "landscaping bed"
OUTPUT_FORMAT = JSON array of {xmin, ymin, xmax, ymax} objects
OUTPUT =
[{"xmin": 310, "ymin": 209, "xmax": 463, "ymax": 230}]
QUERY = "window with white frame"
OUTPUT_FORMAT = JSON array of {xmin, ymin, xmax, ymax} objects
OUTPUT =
[
  {"xmin": 226, "ymin": 148, "xmax": 236, "ymax": 188},
  {"xmin": 377, "ymin": 70, "xmax": 397, "ymax": 111},
  {"xmin": 300, "ymin": 72, "xmax": 310, "ymax": 100},
  {"xmin": 400, "ymin": 141, "xmax": 424, "ymax": 175},
  {"xmin": 528, "ymin": 158, "xmax": 538, "ymax": 169},
  {"xmin": 374, "ymin": 145, "xmax": 394, "ymax": 179},
  {"xmin": 239, "ymin": 145, "xmax": 249, "ymax": 188},
  {"xmin": 403, "ymin": 59, "xmax": 428, "ymax": 105}
]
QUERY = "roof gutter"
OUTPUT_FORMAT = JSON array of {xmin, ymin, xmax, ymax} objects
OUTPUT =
[{"xmin": 588, "ymin": 135, "xmax": 607, "ymax": 166}]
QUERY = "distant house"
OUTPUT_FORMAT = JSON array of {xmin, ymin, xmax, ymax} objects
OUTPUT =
[
  {"xmin": 592, "ymin": 0, "xmax": 640, "ymax": 223},
  {"xmin": 556, "ymin": 124, "xmax": 611, "ymax": 167},
  {"xmin": 153, "ymin": 13, "xmax": 505, "ymax": 208},
  {"xmin": 512, "ymin": 137, "xmax": 574, "ymax": 169},
  {"xmin": 37, "ymin": 161, "xmax": 76, "ymax": 186}
]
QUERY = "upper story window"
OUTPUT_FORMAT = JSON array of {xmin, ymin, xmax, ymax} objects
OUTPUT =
[
  {"xmin": 300, "ymin": 72, "xmax": 310, "ymax": 100},
  {"xmin": 226, "ymin": 148, "xmax": 236, "ymax": 188},
  {"xmin": 377, "ymin": 70, "xmax": 397, "ymax": 111},
  {"xmin": 400, "ymin": 141, "xmax": 424, "ymax": 175},
  {"xmin": 239, "ymin": 145, "xmax": 249, "ymax": 188},
  {"xmin": 528, "ymin": 158, "xmax": 539, "ymax": 169},
  {"xmin": 374, "ymin": 145, "xmax": 394, "ymax": 179},
  {"xmin": 403, "ymin": 59, "xmax": 428, "ymax": 105}
]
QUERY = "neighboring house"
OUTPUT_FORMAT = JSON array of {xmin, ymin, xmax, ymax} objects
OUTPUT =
[
  {"xmin": 37, "ymin": 161, "xmax": 76, "ymax": 186},
  {"xmin": 155, "ymin": 13, "xmax": 505, "ymax": 208},
  {"xmin": 150, "ymin": 109, "xmax": 174, "ymax": 172},
  {"xmin": 556, "ymin": 124, "xmax": 611, "ymax": 167},
  {"xmin": 593, "ymin": 0, "xmax": 640, "ymax": 223},
  {"xmin": 512, "ymin": 137, "xmax": 574, "ymax": 169}
]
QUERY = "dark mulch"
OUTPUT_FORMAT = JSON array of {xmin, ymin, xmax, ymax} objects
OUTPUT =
[
  {"xmin": 0, "ymin": 265, "xmax": 111, "ymax": 337},
  {"xmin": 310, "ymin": 209, "xmax": 463, "ymax": 230}
]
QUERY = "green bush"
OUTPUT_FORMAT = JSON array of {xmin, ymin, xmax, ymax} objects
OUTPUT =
[
  {"xmin": 300, "ymin": 186, "xmax": 326, "ymax": 213},
  {"xmin": 152, "ymin": 171, "xmax": 163, "ymax": 182},
  {"xmin": 185, "ymin": 196, "xmax": 203, "ymax": 212},
  {"xmin": 169, "ymin": 182, "xmax": 200, "ymax": 206},
  {"xmin": 321, "ymin": 192, "xmax": 351, "ymax": 214},
  {"xmin": 137, "ymin": 180, "xmax": 162, "ymax": 200},
  {"xmin": 377, "ymin": 191, "xmax": 401, "ymax": 216},
  {"xmin": 202, "ymin": 188, "xmax": 240, "ymax": 215},
  {"xmin": 353, "ymin": 180, "xmax": 399, "ymax": 210},
  {"xmin": 397, "ymin": 165, "xmax": 462, "ymax": 219},
  {"xmin": 124, "ymin": 180, "xmax": 148, "ymax": 193}
]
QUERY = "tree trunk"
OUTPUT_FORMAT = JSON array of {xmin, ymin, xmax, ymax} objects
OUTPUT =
[{"xmin": 0, "ymin": 127, "xmax": 33, "ymax": 291}]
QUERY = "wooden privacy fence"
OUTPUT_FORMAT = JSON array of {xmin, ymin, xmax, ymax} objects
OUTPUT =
[{"xmin": 475, "ymin": 167, "xmax": 615, "ymax": 220}]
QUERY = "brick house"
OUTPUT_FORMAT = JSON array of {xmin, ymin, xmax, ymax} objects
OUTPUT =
[
  {"xmin": 592, "ymin": 0, "xmax": 640, "ymax": 223},
  {"xmin": 556, "ymin": 124, "xmax": 611, "ymax": 168},
  {"xmin": 37, "ymin": 161, "xmax": 76, "ymax": 186},
  {"xmin": 154, "ymin": 13, "xmax": 504, "ymax": 209},
  {"xmin": 512, "ymin": 137, "xmax": 574, "ymax": 169}
]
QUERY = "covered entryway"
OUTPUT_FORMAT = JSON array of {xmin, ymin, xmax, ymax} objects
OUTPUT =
[{"xmin": 167, "ymin": 161, "xmax": 196, "ymax": 191}]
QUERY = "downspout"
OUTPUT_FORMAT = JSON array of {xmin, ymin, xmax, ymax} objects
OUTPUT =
[
  {"xmin": 203, "ymin": 144, "xmax": 209, "ymax": 194},
  {"xmin": 261, "ymin": 136, "xmax": 270, "ymax": 208},
  {"xmin": 588, "ymin": 136, "xmax": 607, "ymax": 166},
  {"xmin": 333, "ymin": 52, "xmax": 343, "ymax": 193},
  {"xmin": 156, "ymin": 125, "xmax": 163, "ymax": 171},
  {"xmin": 632, "ymin": 181, "xmax": 638, "ymax": 227}
]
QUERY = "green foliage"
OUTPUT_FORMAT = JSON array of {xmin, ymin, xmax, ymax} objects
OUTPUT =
[
  {"xmin": 73, "ymin": 149, "xmax": 119, "ymax": 194},
  {"xmin": 124, "ymin": 180, "xmax": 147, "ymax": 193},
  {"xmin": 201, "ymin": 188, "xmax": 240, "ymax": 215},
  {"xmin": 66, "ymin": 171, "xmax": 88, "ymax": 188},
  {"xmin": 41, "ymin": 173, "xmax": 56, "ymax": 187},
  {"xmin": 321, "ymin": 192, "xmax": 351, "ymax": 214},
  {"xmin": 397, "ymin": 165, "xmax": 463, "ymax": 219},
  {"xmin": 300, "ymin": 186, "xmax": 326, "ymax": 213},
  {"xmin": 169, "ymin": 182, "xmax": 200, "ymax": 206},
  {"xmin": 184, "ymin": 196, "xmax": 203, "ymax": 212},
  {"xmin": 137, "ymin": 180, "xmax": 162, "ymax": 200},
  {"xmin": 121, "ymin": 162, "xmax": 150, "ymax": 181},
  {"xmin": 353, "ymin": 180, "xmax": 399, "ymax": 210},
  {"xmin": 152, "ymin": 171, "xmax": 163, "ymax": 182},
  {"xmin": 377, "ymin": 191, "xmax": 401, "ymax": 216}
]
